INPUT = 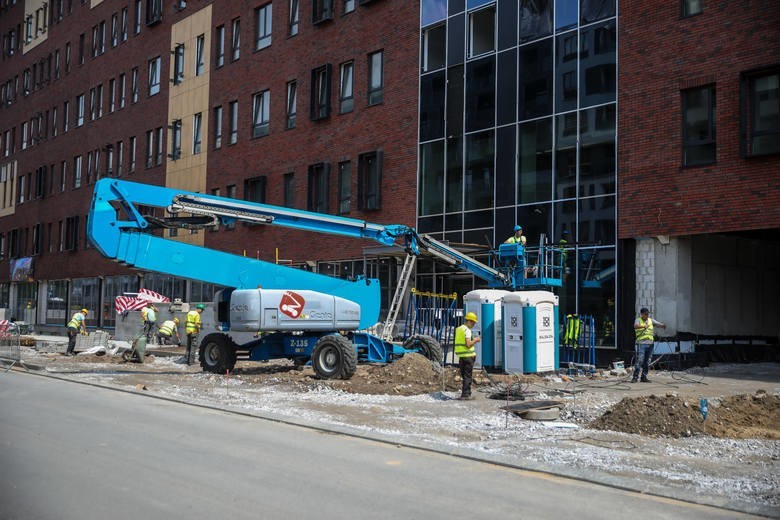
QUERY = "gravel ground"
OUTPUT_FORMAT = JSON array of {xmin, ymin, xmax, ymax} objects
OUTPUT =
[{"xmin": 10, "ymin": 340, "xmax": 780, "ymax": 516}]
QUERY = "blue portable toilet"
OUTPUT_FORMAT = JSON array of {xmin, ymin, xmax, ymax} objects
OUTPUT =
[
  {"xmin": 501, "ymin": 291, "xmax": 559, "ymax": 374},
  {"xmin": 463, "ymin": 289, "xmax": 510, "ymax": 369}
]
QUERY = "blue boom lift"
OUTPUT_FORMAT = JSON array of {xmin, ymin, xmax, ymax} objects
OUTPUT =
[{"xmin": 88, "ymin": 179, "xmax": 563, "ymax": 378}]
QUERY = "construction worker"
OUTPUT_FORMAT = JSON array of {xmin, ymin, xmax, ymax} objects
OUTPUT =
[
  {"xmin": 141, "ymin": 303, "xmax": 158, "ymax": 344},
  {"xmin": 185, "ymin": 304, "xmax": 205, "ymax": 364},
  {"xmin": 504, "ymin": 225, "xmax": 527, "ymax": 246},
  {"xmin": 65, "ymin": 308, "xmax": 88, "ymax": 356},
  {"xmin": 156, "ymin": 317, "xmax": 181, "ymax": 345},
  {"xmin": 632, "ymin": 307, "xmax": 665, "ymax": 383},
  {"xmin": 453, "ymin": 311, "xmax": 481, "ymax": 400}
]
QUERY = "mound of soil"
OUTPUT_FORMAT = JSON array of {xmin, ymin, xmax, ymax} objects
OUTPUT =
[
  {"xmin": 324, "ymin": 353, "xmax": 461, "ymax": 395},
  {"xmin": 589, "ymin": 391, "xmax": 780, "ymax": 439}
]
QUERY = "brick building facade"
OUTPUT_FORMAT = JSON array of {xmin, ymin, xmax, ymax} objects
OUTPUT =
[{"xmin": 0, "ymin": 0, "xmax": 420, "ymax": 330}]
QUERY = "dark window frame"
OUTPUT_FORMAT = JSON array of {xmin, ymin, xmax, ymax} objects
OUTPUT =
[
  {"xmin": 307, "ymin": 162, "xmax": 330, "ymax": 213},
  {"xmin": 244, "ymin": 175, "xmax": 267, "ymax": 203},
  {"xmin": 357, "ymin": 150, "xmax": 382, "ymax": 210},
  {"xmin": 740, "ymin": 65, "xmax": 780, "ymax": 158},
  {"xmin": 681, "ymin": 84, "xmax": 716, "ymax": 167},
  {"xmin": 310, "ymin": 64, "xmax": 332, "ymax": 120},
  {"xmin": 312, "ymin": 0, "xmax": 333, "ymax": 24}
]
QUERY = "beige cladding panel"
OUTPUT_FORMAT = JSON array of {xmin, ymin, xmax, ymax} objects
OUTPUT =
[
  {"xmin": 0, "ymin": 161, "xmax": 18, "ymax": 217},
  {"xmin": 22, "ymin": 0, "xmax": 49, "ymax": 53},
  {"xmin": 166, "ymin": 6, "xmax": 212, "ymax": 246}
]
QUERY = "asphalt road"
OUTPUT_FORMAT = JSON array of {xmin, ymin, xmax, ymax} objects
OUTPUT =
[{"xmin": 0, "ymin": 372, "xmax": 760, "ymax": 520}]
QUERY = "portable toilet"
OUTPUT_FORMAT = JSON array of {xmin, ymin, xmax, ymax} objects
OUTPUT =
[
  {"xmin": 501, "ymin": 291, "xmax": 559, "ymax": 373},
  {"xmin": 463, "ymin": 289, "xmax": 510, "ymax": 369}
]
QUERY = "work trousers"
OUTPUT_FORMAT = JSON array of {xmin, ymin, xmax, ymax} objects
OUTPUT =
[
  {"xmin": 156, "ymin": 332, "xmax": 179, "ymax": 346},
  {"xmin": 634, "ymin": 343, "xmax": 653, "ymax": 379},
  {"xmin": 143, "ymin": 321, "xmax": 157, "ymax": 343},
  {"xmin": 186, "ymin": 333, "xmax": 198, "ymax": 361},
  {"xmin": 458, "ymin": 355, "xmax": 475, "ymax": 397},
  {"xmin": 66, "ymin": 327, "xmax": 78, "ymax": 354}
]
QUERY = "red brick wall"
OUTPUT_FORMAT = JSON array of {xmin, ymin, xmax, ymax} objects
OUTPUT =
[
  {"xmin": 204, "ymin": 0, "xmax": 420, "ymax": 263},
  {"xmin": 618, "ymin": 0, "xmax": 780, "ymax": 239}
]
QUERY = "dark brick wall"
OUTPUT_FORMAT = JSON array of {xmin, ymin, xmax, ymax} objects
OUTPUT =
[
  {"xmin": 0, "ymin": 0, "xmax": 420, "ymax": 283},
  {"xmin": 618, "ymin": 0, "xmax": 780, "ymax": 239}
]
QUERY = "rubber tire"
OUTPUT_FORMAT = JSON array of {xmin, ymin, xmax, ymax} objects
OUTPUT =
[
  {"xmin": 199, "ymin": 333, "xmax": 237, "ymax": 373},
  {"xmin": 311, "ymin": 335, "xmax": 357, "ymax": 380},
  {"xmin": 403, "ymin": 334, "xmax": 444, "ymax": 364}
]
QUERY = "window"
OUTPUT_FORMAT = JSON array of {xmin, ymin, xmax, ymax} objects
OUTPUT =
[
  {"xmin": 469, "ymin": 6, "xmax": 495, "ymax": 57},
  {"xmin": 145, "ymin": 130, "xmax": 154, "ymax": 167},
  {"xmin": 117, "ymin": 141, "xmax": 124, "ymax": 176},
  {"xmin": 21, "ymin": 122, "xmax": 28, "ymax": 150},
  {"xmin": 195, "ymin": 34, "xmax": 205, "ymax": 76},
  {"xmin": 131, "ymin": 67, "xmax": 139, "ymax": 103},
  {"xmin": 682, "ymin": 85, "xmax": 716, "ymax": 166},
  {"xmin": 170, "ymin": 119, "xmax": 182, "ymax": 160},
  {"xmin": 215, "ymin": 25, "xmax": 225, "ymax": 67},
  {"xmin": 286, "ymin": 80, "xmax": 297, "ymax": 129},
  {"xmin": 105, "ymin": 145, "xmax": 114, "ymax": 176},
  {"xmin": 358, "ymin": 150, "xmax": 382, "ymax": 210},
  {"xmin": 92, "ymin": 21, "xmax": 105, "ymax": 57},
  {"xmin": 148, "ymin": 56, "xmax": 161, "ymax": 95},
  {"xmin": 339, "ymin": 61, "xmax": 354, "ymax": 114},
  {"xmin": 64, "ymin": 216, "xmax": 80, "ymax": 251},
  {"xmin": 229, "ymin": 100, "xmax": 238, "ymax": 144},
  {"xmin": 76, "ymin": 94, "xmax": 85, "ymax": 126},
  {"xmin": 367, "ymin": 51, "xmax": 383, "ymax": 105},
  {"xmin": 422, "ymin": 24, "xmax": 446, "ymax": 72},
  {"xmin": 119, "ymin": 73, "xmax": 126, "ymax": 108},
  {"xmin": 173, "ymin": 44, "xmax": 185, "ymax": 84},
  {"xmin": 109, "ymin": 78, "xmax": 116, "ymax": 112},
  {"xmin": 65, "ymin": 42, "xmax": 71, "ymax": 72},
  {"xmin": 129, "ymin": 136, "xmax": 137, "ymax": 173},
  {"xmin": 54, "ymin": 49, "xmax": 61, "ymax": 79},
  {"xmin": 741, "ymin": 67, "xmax": 780, "ymax": 157},
  {"xmin": 146, "ymin": 0, "xmax": 162, "ymax": 25},
  {"xmin": 255, "ymin": 4, "xmax": 272, "ymax": 50},
  {"xmin": 52, "ymin": 107, "xmax": 58, "ymax": 137},
  {"xmin": 244, "ymin": 176, "xmax": 267, "ymax": 203},
  {"xmin": 289, "ymin": 0, "xmax": 299, "ymax": 36},
  {"xmin": 681, "ymin": 0, "xmax": 702, "ymax": 17},
  {"xmin": 311, "ymin": 64, "xmax": 331, "ymax": 120},
  {"xmin": 344, "ymin": 0, "xmax": 355, "ymax": 13},
  {"xmin": 284, "ymin": 172, "xmax": 295, "ymax": 207},
  {"xmin": 63, "ymin": 100, "xmax": 70, "ymax": 132},
  {"xmin": 231, "ymin": 18, "xmax": 241, "ymax": 61},
  {"xmin": 96, "ymin": 84, "xmax": 103, "ymax": 118},
  {"xmin": 192, "ymin": 113, "xmax": 202, "ymax": 154},
  {"xmin": 155, "ymin": 127, "xmax": 164, "ymax": 165},
  {"xmin": 213, "ymin": 105, "xmax": 223, "ymax": 148},
  {"xmin": 135, "ymin": 0, "xmax": 143, "ymax": 34},
  {"xmin": 252, "ymin": 90, "xmax": 270, "ymax": 137},
  {"xmin": 111, "ymin": 13, "xmax": 118, "ymax": 47},
  {"xmin": 307, "ymin": 162, "xmax": 329, "ymax": 212},
  {"xmin": 73, "ymin": 155, "xmax": 82, "ymax": 188},
  {"xmin": 313, "ymin": 0, "xmax": 333, "ymax": 24},
  {"xmin": 121, "ymin": 8, "xmax": 128, "ymax": 41},
  {"xmin": 338, "ymin": 161, "xmax": 351, "ymax": 214}
]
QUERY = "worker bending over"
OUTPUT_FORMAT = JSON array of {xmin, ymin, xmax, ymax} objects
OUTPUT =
[
  {"xmin": 65, "ymin": 308, "xmax": 88, "ymax": 356},
  {"xmin": 156, "ymin": 317, "xmax": 181, "ymax": 346}
]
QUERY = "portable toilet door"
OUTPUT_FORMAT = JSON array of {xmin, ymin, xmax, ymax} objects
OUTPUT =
[
  {"xmin": 463, "ymin": 289, "xmax": 510, "ymax": 369},
  {"xmin": 502, "ymin": 291, "xmax": 559, "ymax": 373}
]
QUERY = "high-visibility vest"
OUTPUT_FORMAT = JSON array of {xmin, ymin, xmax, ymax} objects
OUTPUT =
[
  {"xmin": 564, "ymin": 315, "xmax": 580, "ymax": 346},
  {"xmin": 453, "ymin": 324, "xmax": 476, "ymax": 358},
  {"xmin": 186, "ymin": 310, "xmax": 201, "ymax": 334},
  {"xmin": 635, "ymin": 317, "xmax": 654, "ymax": 343},
  {"xmin": 505, "ymin": 235, "xmax": 526, "ymax": 245},
  {"xmin": 158, "ymin": 320, "xmax": 177, "ymax": 336},
  {"xmin": 67, "ymin": 312, "xmax": 85, "ymax": 329},
  {"xmin": 142, "ymin": 308, "xmax": 157, "ymax": 322}
]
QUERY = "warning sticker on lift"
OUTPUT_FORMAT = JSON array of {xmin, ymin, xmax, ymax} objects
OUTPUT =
[{"xmin": 279, "ymin": 291, "xmax": 304, "ymax": 319}]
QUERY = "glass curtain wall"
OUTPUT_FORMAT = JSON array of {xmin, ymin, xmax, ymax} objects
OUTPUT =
[
  {"xmin": 46, "ymin": 280, "xmax": 69, "ymax": 325},
  {"xmin": 70, "ymin": 278, "xmax": 100, "ymax": 327},
  {"xmin": 419, "ymin": 0, "xmax": 617, "ymax": 345}
]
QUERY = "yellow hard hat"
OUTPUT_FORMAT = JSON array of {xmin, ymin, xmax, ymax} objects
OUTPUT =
[
  {"xmin": 81, "ymin": 308, "xmax": 89, "ymax": 314},
  {"xmin": 173, "ymin": 317, "xmax": 180, "ymax": 324},
  {"xmin": 464, "ymin": 312, "xmax": 478, "ymax": 322}
]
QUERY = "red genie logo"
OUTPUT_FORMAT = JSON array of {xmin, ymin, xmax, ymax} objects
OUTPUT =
[{"xmin": 279, "ymin": 291, "xmax": 305, "ymax": 318}]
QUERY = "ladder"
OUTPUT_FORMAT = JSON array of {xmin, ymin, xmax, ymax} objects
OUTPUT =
[{"xmin": 381, "ymin": 254, "xmax": 416, "ymax": 341}]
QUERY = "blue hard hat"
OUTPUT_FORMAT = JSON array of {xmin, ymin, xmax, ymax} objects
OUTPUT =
[
  {"xmin": 513, "ymin": 225, "xmax": 522, "ymax": 232},
  {"xmin": 562, "ymin": 229, "xmax": 569, "ymax": 235}
]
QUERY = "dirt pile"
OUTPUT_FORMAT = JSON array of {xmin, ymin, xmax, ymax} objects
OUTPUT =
[
  {"xmin": 324, "ymin": 353, "xmax": 461, "ymax": 395},
  {"xmin": 589, "ymin": 391, "xmax": 780, "ymax": 439}
]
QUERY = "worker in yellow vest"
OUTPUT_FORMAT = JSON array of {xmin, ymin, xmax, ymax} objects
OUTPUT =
[
  {"xmin": 185, "ymin": 304, "xmax": 204, "ymax": 365},
  {"xmin": 156, "ymin": 317, "xmax": 181, "ymax": 346},
  {"xmin": 65, "ymin": 308, "xmax": 88, "ymax": 356},
  {"xmin": 632, "ymin": 307, "xmax": 665, "ymax": 383},
  {"xmin": 504, "ymin": 225, "xmax": 527, "ymax": 246},
  {"xmin": 453, "ymin": 312, "xmax": 481, "ymax": 400}
]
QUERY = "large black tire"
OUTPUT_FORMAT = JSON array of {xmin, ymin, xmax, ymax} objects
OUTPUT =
[
  {"xmin": 403, "ymin": 334, "xmax": 444, "ymax": 364},
  {"xmin": 199, "ymin": 333, "xmax": 238, "ymax": 373},
  {"xmin": 311, "ymin": 335, "xmax": 357, "ymax": 380}
]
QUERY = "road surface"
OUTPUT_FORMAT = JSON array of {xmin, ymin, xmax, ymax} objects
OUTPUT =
[{"xmin": 0, "ymin": 371, "xmax": 759, "ymax": 519}]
